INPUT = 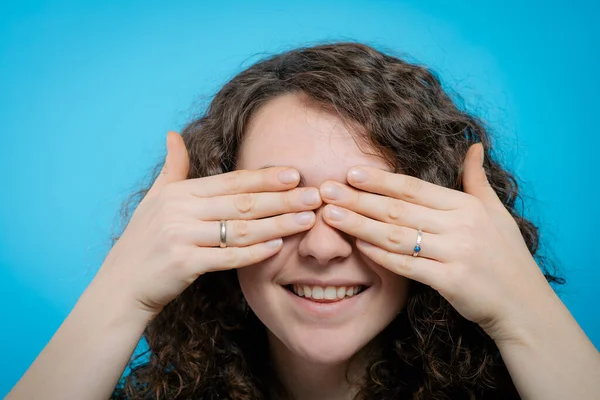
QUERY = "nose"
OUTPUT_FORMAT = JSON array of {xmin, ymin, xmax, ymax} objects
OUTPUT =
[{"xmin": 297, "ymin": 207, "xmax": 353, "ymax": 266}]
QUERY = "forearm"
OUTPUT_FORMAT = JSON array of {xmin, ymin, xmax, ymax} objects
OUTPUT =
[
  {"xmin": 496, "ymin": 291, "xmax": 600, "ymax": 400},
  {"xmin": 6, "ymin": 276, "xmax": 152, "ymax": 400}
]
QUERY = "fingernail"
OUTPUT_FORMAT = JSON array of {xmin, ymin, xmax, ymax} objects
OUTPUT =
[
  {"xmin": 348, "ymin": 168, "xmax": 368, "ymax": 183},
  {"xmin": 278, "ymin": 169, "xmax": 299, "ymax": 184},
  {"xmin": 302, "ymin": 188, "xmax": 321, "ymax": 205},
  {"xmin": 294, "ymin": 211, "xmax": 314, "ymax": 225},
  {"xmin": 320, "ymin": 183, "xmax": 340, "ymax": 200},
  {"xmin": 265, "ymin": 238, "xmax": 282, "ymax": 248},
  {"xmin": 327, "ymin": 205, "xmax": 347, "ymax": 221}
]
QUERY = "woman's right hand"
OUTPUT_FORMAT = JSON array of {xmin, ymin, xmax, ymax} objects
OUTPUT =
[{"xmin": 96, "ymin": 131, "xmax": 321, "ymax": 319}]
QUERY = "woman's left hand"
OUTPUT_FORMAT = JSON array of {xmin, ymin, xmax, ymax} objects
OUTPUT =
[{"xmin": 319, "ymin": 143, "xmax": 558, "ymax": 343}]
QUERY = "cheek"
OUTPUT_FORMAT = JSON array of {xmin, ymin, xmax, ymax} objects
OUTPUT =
[
  {"xmin": 237, "ymin": 262, "xmax": 268, "ymax": 299},
  {"xmin": 358, "ymin": 247, "xmax": 411, "ymax": 311},
  {"xmin": 237, "ymin": 240, "xmax": 297, "ymax": 301},
  {"xmin": 236, "ymin": 258, "xmax": 292, "ymax": 339},
  {"xmin": 375, "ymin": 266, "xmax": 412, "ymax": 314},
  {"xmin": 236, "ymin": 256, "xmax": 282, "ymax": 310}
]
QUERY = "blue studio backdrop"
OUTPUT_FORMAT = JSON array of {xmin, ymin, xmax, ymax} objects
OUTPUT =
[{"xmin": 1, "ymin": 0, "xmax": 598, "ymax": 395}]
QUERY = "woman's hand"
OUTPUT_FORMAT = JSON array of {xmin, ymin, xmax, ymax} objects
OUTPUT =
[
  {"xmin": 319, "ymin": 143, "xmax": 556, "ymax": 342},
  {"xmin": 97, "ymin": 131, "xmax": 322, "ymax": 318}
]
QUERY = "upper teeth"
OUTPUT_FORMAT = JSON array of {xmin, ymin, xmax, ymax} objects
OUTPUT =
[{"xmin": 291, "ymin": 284, "xmax": 363, "ymax": 300}]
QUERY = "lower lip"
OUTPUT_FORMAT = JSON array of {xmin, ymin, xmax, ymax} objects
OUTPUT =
[{"xmin": 284, "ymin": 286, "xmax": 368, "ymax": 318}]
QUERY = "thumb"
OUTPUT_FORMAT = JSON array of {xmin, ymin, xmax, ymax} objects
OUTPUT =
[
  {"xmin": 461, "ymin": 143, "xmax": 500, "ymax": 207},
  {"xmin": 146, "ymin": 131, "xmax": 190, "ymax": 198}
]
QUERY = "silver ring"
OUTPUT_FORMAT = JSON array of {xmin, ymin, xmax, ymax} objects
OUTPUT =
[
  {"xmin": 219, "ymin": 220, "xmax": 227, "ymax": 248},
  {"xmin": 412, "ymin": 228, "xmax": 422, "ymax": 257}
]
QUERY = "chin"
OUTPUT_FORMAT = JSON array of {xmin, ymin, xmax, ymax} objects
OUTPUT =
[{"xmin": 279, "ymin": 326, "xmax": 375, "ymax": 365}]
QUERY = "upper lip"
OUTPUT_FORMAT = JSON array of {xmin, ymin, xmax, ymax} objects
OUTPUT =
[{"xmin": 283, "ymin": 280, "xmax": 370, "ymax": 287}]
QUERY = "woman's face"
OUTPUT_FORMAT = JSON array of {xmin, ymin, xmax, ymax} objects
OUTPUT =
[{"xmin": 236, "ymin": 93, "xmax": 410, "ymax": 365}]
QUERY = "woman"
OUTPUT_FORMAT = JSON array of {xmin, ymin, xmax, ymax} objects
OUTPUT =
[{"xmin": 7, "ymin": 42, "xmax": 599, "ymax": 399}]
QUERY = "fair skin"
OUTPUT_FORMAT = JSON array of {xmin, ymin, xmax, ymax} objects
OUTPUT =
[
  {"xmin": 242, "ymin": 93, "xmax": 600, "ymax": 399},
  {"xmin": 7, "ymin": 93, "xmax": 600, "ymax": 400},
  {"xmin": 236, "ymin": 93, "xmax": 409, "ymax": 399},
  {"xmin": 238, "ymin": 95, "xmax": 599, "ymax": 399}
]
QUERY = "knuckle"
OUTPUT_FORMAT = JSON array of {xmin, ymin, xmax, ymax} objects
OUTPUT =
[
  {"xmin": 387, "ymin": 225, "xmax": 407, "ymax": 246},
  {"xmin": 456, "ymin": 217, "xmax": 473, "ymax": 233},
  {"xmin": 234, "ymin": 193, "xmax": 255, "ymax": 215},
  {"xmin": 386, "ymin": 200, "xmax": 406, "ymax": 222},
  {"xmin": 452, "ymin": 239, "xmax": 474, "ymax": 260},
  {"xmin": 274, "ymin": 214, "xmax": 287, "ymax": 231},
  {"xmin": 403, "ymin": 176, "xmax": 422, "ymax": 200},
  {"xmin": 281, "ymin": 190, "xmax": 293, "ymax": 210},
  {"xmin": 155, "ymin": 190, "xmax": 187, "ymax": 218},
  {"xmin": 444, "ymin": 264, "xmax": 467, "ymax": 293},
  {"xmin": 461, "ymin": 205, "xmax": 481, "ymax": 230},
  {"xmin": 396, "ymin": 254, "xmax": 415, "ymax": 275},
  {"xmin": 161, "ymin": 197, "xmax": 185, "ymax": 217},
  {"xmin": 246, "ymin": 245, "xmax": 261, "ymax": 265},
  {"xmin": 222, "ymin": 248, "xmax": 241, "ymax": 269},
  {"xmin": 166, "ymin": 245, "xmax": 188, "ymax": 269},
  {"xmin": 224, "ymin": 170, "xmax": 244, "ymax": 193},
  {"xmin": 349, "ymin": 213, "xmax": 364, "ymax": 230},
  {"xmin": 231, "ymin": 220, "xmax": 250, "ymax": 245},
  {"xmin": 157, "ymin": 184, "xmax": 180, "ymax": 205},
  {"xmin": 161, "ymin": 221, "xmax": 186, "ymax": 244}
]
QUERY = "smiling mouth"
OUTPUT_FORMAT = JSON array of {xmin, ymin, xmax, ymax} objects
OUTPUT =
[{"xmin": 285, "ymin": 284, "xmax": 367, "ymax": 303}]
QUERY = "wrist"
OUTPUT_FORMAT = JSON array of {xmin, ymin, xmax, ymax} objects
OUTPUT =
[
  {"xmin": 488, "ymin": 284, "xmax": 565, "ymax": 348},
  {"xmin": 490, "ymin": 290, "xmax": 600, "ymax": 400},
  {"xmin": 86, "ymin": 272, "xmax": 157, "ymax": 328}
]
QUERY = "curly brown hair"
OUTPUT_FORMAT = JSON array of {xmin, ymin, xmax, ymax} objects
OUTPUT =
[{"xmin": 110, "ymin": 42, "xmax": 565, "ymax": 399}]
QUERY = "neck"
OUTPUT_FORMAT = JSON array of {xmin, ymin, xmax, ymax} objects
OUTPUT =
[{"xmin": 268, "ymin": 332, "xmax": 372, "ymax": 400}]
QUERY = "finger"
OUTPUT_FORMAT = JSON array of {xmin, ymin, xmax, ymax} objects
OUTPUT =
[
  {"xmin": 183, "ymin": 211, "xmax": 316, "ymax": 247},
  {"xmin": 192, "ymin": 187, "xmax": 322, "ymax": 221},
  {"xmin": 192, "ymin": 238, "xmax": 284, "ymax": 273},
  {"xmin": 146, "ymin": 131, "xmax": 191, "ymax": 199},
  {"xmin": 355, "ymin": 239, "xmax": 446, "ymax": 290},
  {"xmin": 319, "ymin": 181, "xmax": 447, "ymax": 233},
  {"xmin": 346, "ymin": 166, "xmax": 466, "ymax": 210},
  {"xmin": 462, "ymin": 143, "xmax": 505, "ymax": 212},
  {"xmin": 179, "ymin": 167, "xmax": 302, "ymax": 198},
  {"xmin": 322, "ymin": 204, "xmax": 450, "ymax": 262}
]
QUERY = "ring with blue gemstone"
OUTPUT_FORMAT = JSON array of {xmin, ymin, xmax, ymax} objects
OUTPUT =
[{"xmin": 412, "ymin": 229, "xmax": 423, "ymax": 257}]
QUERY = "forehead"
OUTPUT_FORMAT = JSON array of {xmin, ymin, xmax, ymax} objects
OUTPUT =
[{"xmin": 236, "ymin": 93, "xmax": 391, "ymax": 184}]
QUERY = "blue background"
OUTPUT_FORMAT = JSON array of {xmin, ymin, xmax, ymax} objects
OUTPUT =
[{"xmin": 1, "ymin": 0, "xmax": 598, "ymax": 395}]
